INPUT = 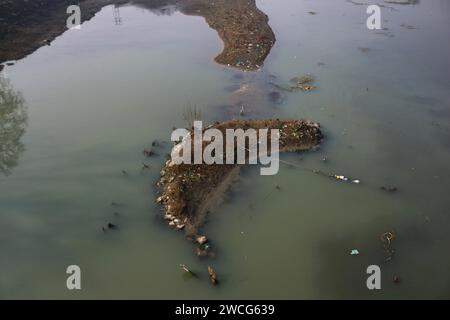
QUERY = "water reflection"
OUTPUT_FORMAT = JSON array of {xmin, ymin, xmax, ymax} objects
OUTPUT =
[
  {"xmin": 111, "ymin": 0, "xmax": 276, "ymax": 70},
  {"xmin": 0, "ymin": 76, "xmax": 27, "ymax": 176},
  {"xmin": 130, "ymin": 3, "xmax": 179, "ymax": 16}
]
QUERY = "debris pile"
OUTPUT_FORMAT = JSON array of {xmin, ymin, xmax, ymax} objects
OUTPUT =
[
  {"xmin": 182, "ymin": 0, "xmax": 276, "ymax": 71},
  {"xmin": 208, "ymin": 266, "xmax": 218, "ymax": 286}
]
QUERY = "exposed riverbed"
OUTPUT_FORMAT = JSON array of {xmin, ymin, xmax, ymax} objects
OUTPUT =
[{"xmin": 1, "ymin": 0, "xmax": 450, "ymax": 298}]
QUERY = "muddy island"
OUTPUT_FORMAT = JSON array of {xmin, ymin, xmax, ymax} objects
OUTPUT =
[
  {"xmin": 156, "ymin": 119, "xmax": 324, "ymax": 257},
  {"xmin": 181, "ymin": 0, "xmax": 275, "ymax": 70}
]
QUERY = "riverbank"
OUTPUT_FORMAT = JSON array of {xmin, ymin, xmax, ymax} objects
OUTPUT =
[{"xmin": 0, "ymin": 0, "xmax": 275, "ymax": 71}]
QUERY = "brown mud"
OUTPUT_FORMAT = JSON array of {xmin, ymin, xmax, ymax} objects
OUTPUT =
[
  {"xmin": 0, "ymin": 0, "xmax": 275, "ymax": 71},
  {"xmin": 181, "ymin": 0, "xmax": 275, "ymax": 71},
  {"xmin": 156, "ymin": 119, "xmax": 324, "ymax": 257}
]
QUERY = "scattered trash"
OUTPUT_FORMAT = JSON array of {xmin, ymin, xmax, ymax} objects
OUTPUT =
[
  {"xmin": 350, "ymin": 249, "xmax": 360, "ymax": 256},
  {"xmin": 157, "ymin": 196, "xmax": 165, "ymax": 204},
  {"xmin": 380, "ymin": 231, "xmax": 396, "ymax": 261},
  {"xmin": 176, "ymin": 224, "xmax": 185, "ymax": 230},
  {"xmin": 180, "ymin": 264, "xmax": 197, "ymax": 277},
  {"xmin": 331, "ymin": 174, "xmax": 361, "ymax": 185},
  {"xmin": 393, "ymin": 275, "xmax": 400, "ymax": 284},
  {"xmin": 196, "ymin": 235, "xmax": 208, "ymax": 245},
  {"xmin": 180, "ymin": 264, "xmax": 190, "ymax": 273},
  {"xmin": 141, "ymin": 162, "xmax": 150, "ymax": 170},
  {"xmin": 240, "ymin": 105, "xmax": 245, "ymax": 116},
  {"xmin": 207, "ymin": 266, "xmax": 218, "ymax": 286},
  {"xmin": 334, "ymin": 175, "xmax": 348, "ymax": 181}
]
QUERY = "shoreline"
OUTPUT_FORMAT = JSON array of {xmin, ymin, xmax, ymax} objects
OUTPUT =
[{"xmin": 0, "ymin": 0, "xmax": 275, "ymax": 72}]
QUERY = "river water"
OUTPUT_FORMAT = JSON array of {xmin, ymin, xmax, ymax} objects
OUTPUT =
[{"xmin": 1, "ymin": 0, "xmax": 449, "ymax": 298}]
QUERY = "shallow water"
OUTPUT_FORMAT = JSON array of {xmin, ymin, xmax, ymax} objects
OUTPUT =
[{"xmin": 1, "ymin": 0, "xmax": 450, "ymax": 299}]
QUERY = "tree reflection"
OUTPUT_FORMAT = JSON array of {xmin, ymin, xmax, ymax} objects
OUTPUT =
[{"xmin": 0, "ymin": 76, "xmax": 27, "ymax": 176}]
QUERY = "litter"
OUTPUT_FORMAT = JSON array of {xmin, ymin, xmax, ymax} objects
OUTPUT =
[
  {"xmin": 331, "ymin": 174, "xmax": 361, "ymax": 185},
  {"xmin": 335, "ymin": 175, "xmax": 348, "ymax": 181},
  {"xmin": 208, "ymin": 266, "xmax": 218, "ymax": 286},
  {"xmin": 350, "ymin": 249, "xmax": 360, "ymax": 256},
  {"xmin": 196, "ymin": 235, "xmax": 208, "ymax": 245},
  {"xmin": 380, "ymin": 231, "xmax": 396, "ymax": 260},
  {"xmin": 180, "ymin": 264, "xmax": 196, "ymax": 277}
]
